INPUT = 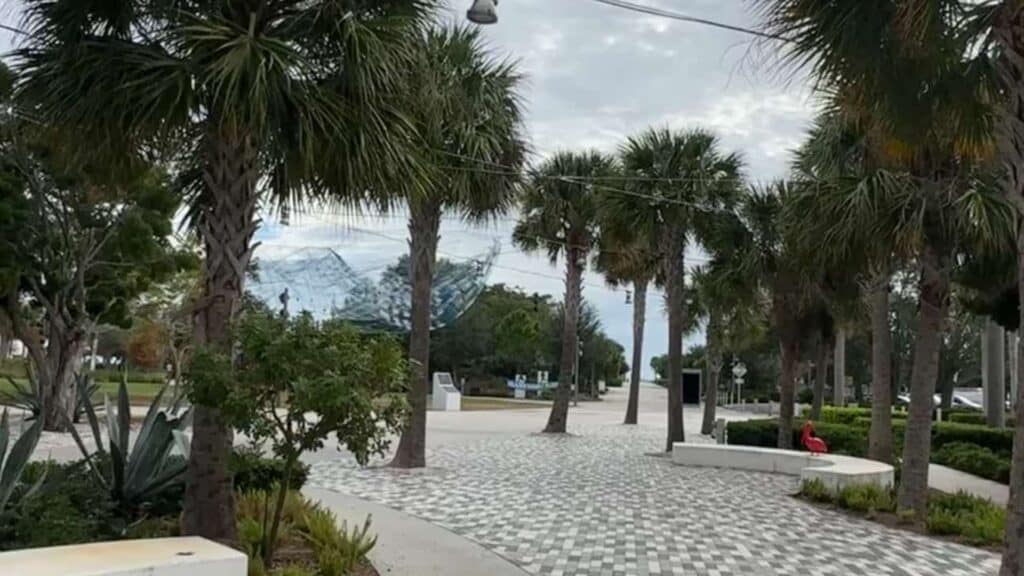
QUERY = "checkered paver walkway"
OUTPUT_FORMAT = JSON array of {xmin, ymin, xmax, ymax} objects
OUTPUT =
[{"xmin": 309, "ymin": 424, "xmax": 999, "ymax": 575}]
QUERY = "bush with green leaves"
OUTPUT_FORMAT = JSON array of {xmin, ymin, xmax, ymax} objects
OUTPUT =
[
  {"xmin": 799, "ymin": 479, "xmax": 832, "ymax": 503},
  {"xmin": 230, "ymin": 446, "xmax": 310, "ymax": 493},
  {"xmin": 926, "ymin": 491, "xmax": 1005, "ymax": 545},
  {"xmin": 237, "ymin": 490, "xmax": 376, "ymax": 576},
  {"xmin": 0, "ymin": 460, "xmax": 120, "ymax": 550},
  {"xmin": 188, "ymin": 311, "xmax": 407, "ymax": 567},
  {"xmin": 67, "ymin": 381, "xmax": 190, "ymax": 516},
  {"xmin": 947, "ymin": 412, "xmax": 1015, "ymax": 427},
  {"xmin": 837, "ymin": 484, "xmax": 894, "ymax": 515},
  {"xmin": 932, "ymin": 442, "xmax": 1010, "ymax": 484},
  {"xmin": 726, "ymin": 418, "xmax": 867, "ymax": 456}
]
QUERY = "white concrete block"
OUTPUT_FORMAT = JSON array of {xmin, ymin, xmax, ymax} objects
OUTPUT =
[
  {"xmin": 0, "ymin": 536, "xmax": 247, "ymax": 576},
  {"xmin": 671, "ymin": 443, "xmax": 894, "ymax": 494}
]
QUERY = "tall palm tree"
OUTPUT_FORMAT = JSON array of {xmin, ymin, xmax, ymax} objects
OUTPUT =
[
  {"xmin": 790, "ymin": 112, "xmax": 899, "ymax": 462},
  {"xmin": 594, "ymin": 232, "xmax": 660, "ymax": 425},
  {"xmin": 514, "ymin": 151, "xmax": 616, "ymax": 433},
  {"xmin": 390, "ymin": 26, "xmax": 526, "ymax": 469},
  {"xmin": 717, "ymin": 183, "xmax": 815, "ymax": 448},
  {"xmin": 607, "ymin": 128, "xmax": 743, "ymax": 451},
  {"xmin": 15, "ymin": 0, "xmax": 433, "ymax": 540},
  {"xmin": 757, "ymin": 0, "xmax": 1003, "ymax": 517}
]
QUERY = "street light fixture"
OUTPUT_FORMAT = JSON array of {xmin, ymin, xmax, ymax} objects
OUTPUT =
[{"xmin": 467, "ymin": 0, "xmax": 499, "ymax": 24}]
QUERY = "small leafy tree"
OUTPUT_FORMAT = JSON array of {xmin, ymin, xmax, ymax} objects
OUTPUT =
[{"xmin": 187, "ymin": 311, "xmax": 408, "ymax": 567}]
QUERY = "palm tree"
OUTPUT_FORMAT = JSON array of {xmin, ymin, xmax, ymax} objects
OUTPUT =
[
  {"xmin": 594, "ymin": 232, "xmax": 660, "ymax": 425},
  {"xmin": 757, "ymin": 0, "xmax": 1005, "ymax": 517},
  {"xmin": 390, "ymin": 26, "xmax": 526, "ymax": 469},
  {"xmin": 15, "ymin": 0, "xmax": 433, "ymax": 540},
  {"xmin": 607, "ymin": 128, "xmax": 743, "ymax": 451},
  {"xmin": 514, "ymin": 151, "xmax": 616, "ymax": 433}
]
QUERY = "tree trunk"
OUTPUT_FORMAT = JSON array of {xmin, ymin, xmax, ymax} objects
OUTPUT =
[
  {"xmin": 14, "ymin": 316, "xmax": 82, "ymax": 431},
  {"xmin": 544, "ymin": 245, "xmax": 584, "ymax": 434},
  {"xmin": 833, "ymin": 328, "xmax": 846, "ymax": 407},
  {"xmin": 663, "ymin": 233, "xmax": 686, "ymax": 451},
  {"xmin": 897, "ymin": 246, "xmax": 949, "ymax": 519},
  {"xmin": 996, "ymin": 6, "xmax": 1024, "ymax": 572},
  {"xmin": 700, "ymin": 313, "xmax": 722, "ymax": 436},
  {"xmin": 624, "ymin": 278, "xmax": 647, "ymax": 425},
  {"xmin": 778, "ymin": 337, "xmax": 799, "ymax": 450},
  {"xmin": 984, "ymin": 318, "xmax": 1007, "ymax": 427},
  {"xmin": 811, "ymin": 335, "xmax": 829, "ymax": 420},
  {"xmin": 868, "ymin": 277, "xmax": 894, "ymax": 463},
  {"xmin": 392, "ymin": 202, "xmax": 441, "ymax": 467},
  {"xmin": 182, "ymin": 127, "xmax": 260, "ymax": 543}
]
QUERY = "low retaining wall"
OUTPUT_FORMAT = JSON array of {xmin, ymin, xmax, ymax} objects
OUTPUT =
[
  {"xmin": 0, "ymin": 536, "xmax": 247, "ymax": 576},
  {"xmin": 672, "ymin": 443, "xmax": 894, "ymax": 494}
]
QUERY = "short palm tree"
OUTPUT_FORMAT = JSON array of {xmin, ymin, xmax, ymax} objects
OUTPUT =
[
  {"xmin": 514, "ymin": 151, "xmax": 617, "ymax": 433},
  {"xmin": 607, "ymin": 128, "xmax": 743, "ymax": 451},
  {"xmin": 15, "ymin": 0, "xmax": 434, "ymax": 540},
  {"xmin": 390, "ymin": 25, "xmax": 526, "ymax": 469},
  {"xmin": 594, "ymin": 230, "xmax": 660, "ymax": 425}
]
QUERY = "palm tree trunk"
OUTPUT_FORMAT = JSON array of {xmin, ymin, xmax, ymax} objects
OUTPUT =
[
  {"xmin": 545, "ymin": 245, "xmax": 584, "ymax": 433},
  {"xmin": 774, "ymin": 288, "xmax": 800, "ymax": 450},
  {"xmin": 392, "ymin": 202, "xmax": 441, "ymax": 467},
  {"xmin": 833, "ymin": 329, "xmax": 847, "ymax": 406},
  {"xmin": 182, "ymin": 128, "xmax": 259, "ymax": 543},
  {"xmin": 624, "ymin": 278, "xmax": 647, "ymax": 425},
  {"xmin": 984, "ymin": 319, "xmax": 1007, "ymax": 427},
  {"xmin": 778, "ymin": 338, "xmax": 799, "ymax": 449},
  {"xmin": 663, "ymin": 234, "xmax": 686, "ymax": 451},
  {"xmin": 897, "ymin": 245, "xmax": 949, "ymax": 519},
  {"xmin": 700, "ymin": 313, "xmax": 722, "ymax": 436},
  {"xmin": 811, "ymin": 334, "xmax": 828, "ymax": 420},
  {"xmin": 995, "ymin": 7, "xmax": 1024, "ymax": 571},
  {"xmin": 868, "ymin": 277, "xmax": 894, "ymax": 463}
]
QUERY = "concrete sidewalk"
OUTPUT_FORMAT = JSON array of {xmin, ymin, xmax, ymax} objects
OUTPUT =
[
  {"xmin": 304, "ymin": 487, "xmax": 529, "ymax": 576},
  {"xmin": 929, "ymin": 463, "xmax": 1008, "ymax": 505}
]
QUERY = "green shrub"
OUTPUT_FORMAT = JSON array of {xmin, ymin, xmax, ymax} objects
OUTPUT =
[
  {"xmin": 800, "ymin": 406, "xmax": 873, "ymax": 425},
  {"xmin": 799, "ymin": 479, "xmax": 833, "ymax": 503},
  {"xmin": 231, "ymin": 447, "xmax": 310, "ymax": 493},
  {"xmin": 932, "ymin": 422, "xmax": 1014, "ymax": 454},
  {"xmin": 726, "ymin": 419, "xmax": 778, "ymax": 447},
  {"xmin": 797, "ymin": 389, "xmax": 814, "ymax": 404},
  {"xmin": 727, "ymin": 419, "xmax": 867, "ymax": 457},
  {"xmin": 932, "ymin": 442, "xmax": 1010, "ymax": 484},
  {"xmin": 948, "ymin": 412, "xmax": 1016, "ymax": 427},
  {"xmin": 0, "ymin": 460, "xmax": 118, "ymax": 551},
  {"xmin": 926, "ymin": 491, "xmax": 1005, "ymax": 545},
  {"xmin": 837, "ymin": 484, "xmax": 894, "ymax": 515}
]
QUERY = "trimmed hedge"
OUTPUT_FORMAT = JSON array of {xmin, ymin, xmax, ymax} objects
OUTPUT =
[
  {"xmin": 729, "ymin": 417, "xmax": 1015, "ymax": 461},
  {"xmin": 802, "ymin": 406, "xmax": 907, "ymax": 426},
  {"xmin": 932, "ymin": 442, "xmax": 1010, "ymax": 484},
  {"xmin": 726, "ymin": 418, "xmax": 867, "ymax": 456},
  {"xmin": 948, "ymin": 412, "xmax": 1016, "ymax": 427}
]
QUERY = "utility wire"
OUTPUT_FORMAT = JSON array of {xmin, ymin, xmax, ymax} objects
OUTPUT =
[{"xmin": 585, "ymin": 0, "xmax": 791, "ymax": 43}]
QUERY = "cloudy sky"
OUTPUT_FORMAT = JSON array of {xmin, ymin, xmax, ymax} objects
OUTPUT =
[
  {"xmin": 258, "ymin": 1, "xmax": 820, "ymax": 379},
  {"xmin": 0, "ymin": 1, "xmax": 820, "ymax": 379}
]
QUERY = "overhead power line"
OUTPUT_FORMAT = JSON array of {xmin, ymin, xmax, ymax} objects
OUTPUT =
[{"xmin": 585, "ymin": 0, "xmax": 791, "ymax": 42}]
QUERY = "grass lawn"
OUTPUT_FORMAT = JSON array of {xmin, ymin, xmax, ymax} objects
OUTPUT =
[
  {"xmin": 0, "ymin": 377, "xmax": 167, "ymax": 406},
  {"xmin": 460, "ymin": 396, "xmax": 551, "ymax": 411}
]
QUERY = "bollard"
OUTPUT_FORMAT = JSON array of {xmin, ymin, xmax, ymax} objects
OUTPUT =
[{"xmin": 714, "ymin": 418, "xmax": 727, "ymax": 445}]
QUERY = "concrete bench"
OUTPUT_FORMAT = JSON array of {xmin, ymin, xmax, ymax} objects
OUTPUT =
[
  {"xmin": 671, "ymin": 443, "xmax": 894, "ymax": 494},
  {"xmin": 0, "ymin": 536, "xmax": 247, "ymax": 576}
]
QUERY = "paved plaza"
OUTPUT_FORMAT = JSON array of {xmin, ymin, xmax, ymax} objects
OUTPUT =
[{"xmin": 308, "ymin": 388, "xmax": 1001, "ymax": 576}]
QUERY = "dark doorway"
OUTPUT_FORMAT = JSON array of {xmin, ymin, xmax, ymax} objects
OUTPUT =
[{"xmin": 682, "ymin": 369, "xmax": 701, "ymax": 405}]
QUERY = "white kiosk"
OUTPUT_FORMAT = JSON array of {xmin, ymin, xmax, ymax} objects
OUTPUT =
[{"xmin": 431, "ymin": 372, "xmax": 462, "ymax": 411}]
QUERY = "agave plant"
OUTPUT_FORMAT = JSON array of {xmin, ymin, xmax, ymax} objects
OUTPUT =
[
  {"xmin": 0, "ymin": 408, "xmax": 45, "ymax": 515},
  {"xmin": 67, "ymin": 380, "xmax": 191, "ymax": 513},
  {"xmin": 1, "ymin": 370, "xmax": 100, "ymax": 424}
]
